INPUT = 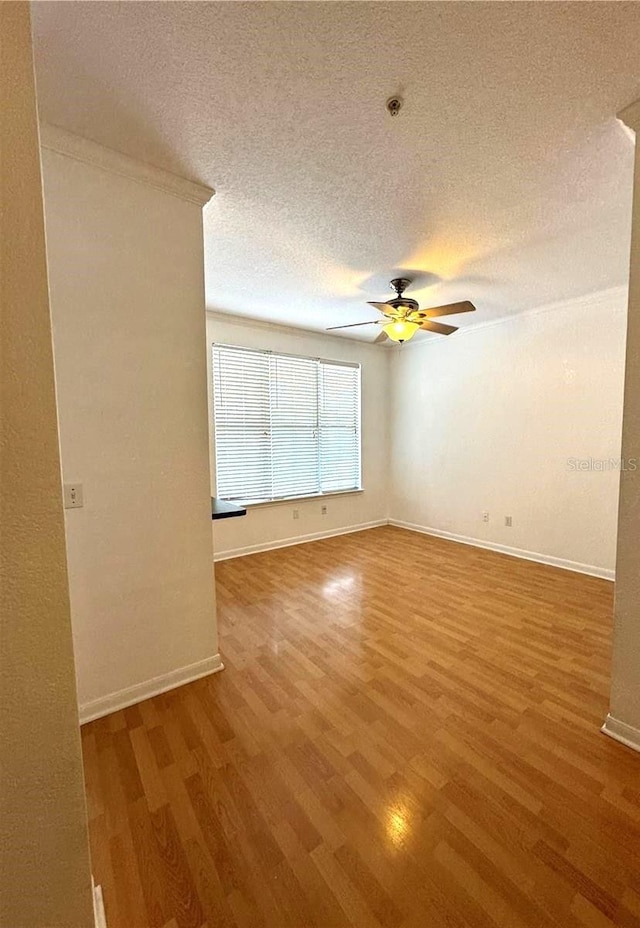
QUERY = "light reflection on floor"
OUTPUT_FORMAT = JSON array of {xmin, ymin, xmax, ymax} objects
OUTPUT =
[
  {"xmin": 386, "ymin": 803, "xmax": 411, "ymax": 849},
  {"xmin": 322, "ymin": 574, "xmax": 356, "ymax": 597}
]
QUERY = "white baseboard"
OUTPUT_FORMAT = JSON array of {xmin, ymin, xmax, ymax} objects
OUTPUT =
[
  {"xmin": 213, "ymin": 519, "xmax": 388, "ymax": 562},
  {"xmin": 93, "ymin": 879, "xmax": 107, "ymax": 928},
  {"xmin": 79, "ymin": 653, "xmax": 224, "ymax": 724},
  {"xmin": 214, "ymin": 517, "xmax": 615, "ymax": 580},
  {"xmin": 388, "ymin": 520, "xmax": 615, "ymax": 581},
  {"xmin": 601, "ymin": 714, "xmax": 640, "ymax": 753}
]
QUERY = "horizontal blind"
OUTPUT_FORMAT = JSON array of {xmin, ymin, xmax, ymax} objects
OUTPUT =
[
  {"xmin": 319, "ymin": 361, "xmax": 361, "ymax": 493},
  {"xmin": 212, "ymin": 344, "xmax": 361, "ymax": 503},
  {"xmin": 271, "ymin": 353, "xmax": 319, "ymax": 499},
  {"xmin": 213, "ymin": 346, "xmax": 271, "ymax": 501}
]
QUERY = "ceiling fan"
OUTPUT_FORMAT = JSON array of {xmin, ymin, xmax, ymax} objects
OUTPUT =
[{"xmin": 327, "ymin": 277, "xmax": 476, "ymax": 344}]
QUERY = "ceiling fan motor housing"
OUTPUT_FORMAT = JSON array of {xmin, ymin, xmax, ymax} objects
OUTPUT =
[
  {"xmin": 388, "ymin": 297, "xmax": 419, "ymax": 311},
  {"xmin": 388, "ymin": 278, "xmax": 419, "ymax": 312}
]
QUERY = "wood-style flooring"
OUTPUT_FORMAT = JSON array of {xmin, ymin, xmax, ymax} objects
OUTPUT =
[{"xmin": 81, "ymin": 525, "xmax": 640, "ymax": 928}]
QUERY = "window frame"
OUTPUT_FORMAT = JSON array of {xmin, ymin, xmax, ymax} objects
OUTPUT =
[{"xmin": 211, "ymin": 343, "xmax": 363, "ymax": 506}]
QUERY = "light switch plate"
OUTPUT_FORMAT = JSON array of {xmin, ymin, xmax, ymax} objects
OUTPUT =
[{"xmin": 63, "ymin": 483, "xmax": 84, "ymax": 509}]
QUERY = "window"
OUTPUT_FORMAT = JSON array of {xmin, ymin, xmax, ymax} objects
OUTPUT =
[{"xmin": 212, "ymin": 344, "xmax": 361, "ymax": 503}]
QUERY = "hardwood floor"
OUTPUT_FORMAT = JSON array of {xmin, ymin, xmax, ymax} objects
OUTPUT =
[{"xmin": 81, "ymin": 525, "xmax": 640, "ymax": 928}]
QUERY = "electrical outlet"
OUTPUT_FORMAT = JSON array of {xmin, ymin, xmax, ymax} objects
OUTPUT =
[
  {"xmin": 505, "ymin": 516, "xmax": 513, "ymax": 527},
  {"xmin": 293, "ymin": 509, "xmax": 300, "ymax": 520},
  {"xmin": 482, "ymin": 511, "xmax": 489, "ymax": 523},
  {"xmin": 321, "ymin": 504, "xmax": 328, "ymax": 515},
  {"xmin": 63, "ymin": 483, "xmax": 84, "ymax": 509}
]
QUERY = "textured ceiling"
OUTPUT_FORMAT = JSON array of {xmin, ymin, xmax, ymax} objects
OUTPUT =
[{"xmin": 32, "ymin": 1, "xmax": 640, "ymax": 342}]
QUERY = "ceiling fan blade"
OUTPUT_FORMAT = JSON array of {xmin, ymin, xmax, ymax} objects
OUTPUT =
[
  {"xmin": 424, "ymin": 300, "xmax": 476, "ymax": 318},
  {"xmin": 367, "ymin": 302, "xmax": 394, "ymax": 313},
  {"xmin": 419, "ymin": 320, "xmax": 458, "ymax": 336},
  {"xmin": 326, "ymin": 320, "xmax": 381, "ymax": 331},
  {"xmin": 374, "ymin": 330, "xmax": 388, "ymax": 344}
]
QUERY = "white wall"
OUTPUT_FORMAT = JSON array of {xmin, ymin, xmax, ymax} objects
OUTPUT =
[
  {"xmin": 389, "ymin": 289, "xmax": 627, "ymax": 577},
  {"xmin": 206, "ymin": 313, "xmax": 390, "ymax": 558},
  {"xmin": 0, "ymin": 9, "xmax": 93, "ymax": 924},
  {"xmin": 41, "ymin": 136, "xmax": 220, "ymax": 719},
  {"xmin": 611, "ymin": 104, "xmax": 640, "ymax": 736}
]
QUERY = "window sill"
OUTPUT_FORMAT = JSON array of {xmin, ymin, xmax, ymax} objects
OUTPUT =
[{"xmin": 219, "ymin": 488, "xmax": 365, "ymax": 510}]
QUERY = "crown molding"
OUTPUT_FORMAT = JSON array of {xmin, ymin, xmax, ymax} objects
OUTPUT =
[
  {"xmin": 39, "ymin": 124, "xmax": 214, "ymax": 207},
  {"xmin": 206, "ymin": 308, "xmax": 385, "ymax": 348},
  {"xmin": 396, "ymin": 284, "xmax": 628, "ymax": 353},
  {"xmin": 618, "ymin": 99, "xmax": 640, "ymax": 135}
]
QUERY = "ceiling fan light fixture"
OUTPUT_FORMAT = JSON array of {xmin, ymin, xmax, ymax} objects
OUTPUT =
[
  {"xmin": 383, "ymin": 319, "xmax": 419, "ymax": 343},
  {"xmin": 327, "ymin": 277, "xmax": 475, "ymax": 339}
]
